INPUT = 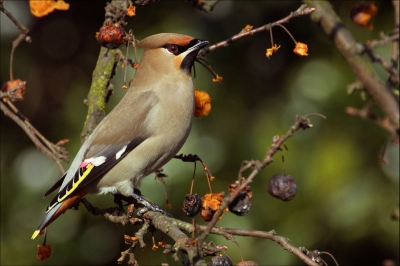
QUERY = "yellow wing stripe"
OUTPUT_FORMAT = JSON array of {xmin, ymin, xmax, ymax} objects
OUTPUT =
[{"xmin": 58, "ymin": 164, "xmax": 94, "ymax": 202}]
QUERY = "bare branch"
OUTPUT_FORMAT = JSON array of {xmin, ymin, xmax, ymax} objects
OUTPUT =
[
  {"xmin": 389, "ymin": 0, "xmax": 399, "ymax": 87},
  {"xmin": 80, "ymin": 0, "xmax": 131, "ymax": 143},
  {"xmin": 0, "ymin": 0, "xmax": 31, "ymax": 81},
  {"xmin": 346, "ymin": 104, "xmax": 399, "ymax": 143},
  {"xmin": 361, "ymin": 43, "xmax": 400, "ymax": 84},
  {"xmin": 147, "ymin": 212, "xmax": 320, "ymax": 266},
  {"xmin": 0, "ymin": 101, "xmax": 68, "ymax": 173},
  {"xmin": 0, "ymin": 1, "xmax": 70, "ymax": 174},
  {"xmin": 305, "ymin": 0, "xmax": 399, "ymax": 131},
  {"xmin": 199, "ymin": 4, "xmax": 315, "ymax": 57},
  {"xmin": 80, "ymin": 47, "xmax": 119, "ymax": 143},
  {"xmin": 367, "ymin": 32, "xmax": 399, "ymax": 50},
  {"xmin": 193, "ymin": 114, "xmax": 323, "ymax": 265}
]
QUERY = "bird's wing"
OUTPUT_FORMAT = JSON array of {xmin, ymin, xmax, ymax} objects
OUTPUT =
[
  {"xmin": 44, "ymin": 90, "xmax": 159, "ymax": 213},
  {"xmin": 45, "ymin": 137, "xmax": 145, "ymax": 212},
  {"xmin": 43, "ymin": 172, "xmax": 67, "ymax": 198}
]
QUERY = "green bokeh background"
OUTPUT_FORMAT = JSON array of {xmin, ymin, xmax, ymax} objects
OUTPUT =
[{"xmin": 1, "ymin": 1, "xmax": 398, "ymax": 265}]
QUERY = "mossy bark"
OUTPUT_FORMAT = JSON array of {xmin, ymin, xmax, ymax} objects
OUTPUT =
[{"xmin": 81, "ymin": 47, "xmax": 118, "ymax": 143}]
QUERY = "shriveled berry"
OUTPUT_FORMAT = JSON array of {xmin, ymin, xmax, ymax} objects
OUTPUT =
[
  {"xmin": 182, "ymin": 194, "xmax": 202, "ymax": 217},
  {"xmin": 207, "ymin": 255, "xmax": 232, "ymax": 266},
  {"xmin": 350, "ymin": 2, "xmax": 378, "ymax": 30},
  {"xmin": 201, "ymin": 193, "xmax": 226, "ymax": 221},
  {"xmin": 228, "ymin": 178, "xmax": 252, "ymax": 216},
  {"xmin": 37, "ymin": 244, "xmax": 52, "ymax": 261},
  {"xmin": 1, "ymin": 79, "xmax": 26, "ymax": 102},
  {"xmin": 268, "ymin": 174, "xmax": 297, "ymax": 201},
  {"xmin": 96, "ymin": 21, "xmax": 126, "ymax": 49},
  {"xmin": 228, "ymin": 191, "xmax": 252, "ymax": 216}
]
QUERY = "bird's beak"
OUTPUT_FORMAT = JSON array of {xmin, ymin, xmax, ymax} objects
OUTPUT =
[
  {"xmin": 189, "ymin": 39, "xmax": 209, "ymax": 52},
  {"xmin": 180, "ymin": 39, "xmax": 209, "ymax": 72}
]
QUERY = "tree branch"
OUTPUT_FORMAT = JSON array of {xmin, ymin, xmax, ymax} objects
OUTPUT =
[
  {"xmin": 80, "ymin": 47, "xmax": 118, "ymax": 143},
  {"xmin": 80, "ymin": 0, "xmax": 131, "ymax": 143},
  {"xmin": 199, "ymin": 4, "xmax": 315, "ymax": 57},
  {"xmin": 0, "ymin": 101, "xmax": 68, "ymax": 173},
  {"xmin": 197, "ymin": 115, "xmax": 321, "ymax": 248},
  {"xmin": 0, "ymin": 0, "xmax": 69, "ymax": 173},
  {"xmin": 389, "ymin": 0, "xmax": 399, "ymax": 87},
  {"xmin": 0, "ymin": 0, "xmax": 31, "ymax": 81},
  {"xmin": 305, "ymin": 0, "xmax": 399, "ymax": 131}
]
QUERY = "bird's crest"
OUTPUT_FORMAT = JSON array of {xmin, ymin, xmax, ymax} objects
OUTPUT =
[{"xmin": 138, "ymin": 33, "xmax": 193, "ymax": 49}]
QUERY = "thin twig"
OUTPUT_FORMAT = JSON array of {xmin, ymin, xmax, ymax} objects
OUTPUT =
[
  {"xmin": 305, "ymin": 0, "xmax": 399, "ymax": 130},
  {"xmin": 346, "ymin": 104, "xmax": 399, "ymax": 143},
  {"xmin": 0, "ymin": 86, "xmax": 24, "ymax": 102},
  {"xmin": 80, "ymin": 194, "xmax": 320, "ymax": 264},
  {"xmin": 389, "ymin": 0, "xmax": 399, "ymax": 87},
  {"xmin": 0, "ymin": 0, "xmax": 68, "ymax": 173},
  {"xmin": 196, "ymin": 114, "xmax": 322, "ymax": 265},
  {"xmin": 275, "ymin": 24, "xmax": 297, "ymax": 43},
  {"xmin": 0, "ymin": 102, "xmax": 67, "ymax": 173},
  {"xmin": 367, "ymin": 32, "xmax": 399, "ymax": 50},
  {"xmin": 81, "ymin": 201, "xmax": 321, "ymax": 265},
  {"xmin": 0, "ymin": 0, "xmax": 31, "ymax": 81},
  {"xmin": 362, "ymin": 45, "xmax": 400, "ymax": 84},
  {"xmin": 199, "ymin": 4, "xmax": 315, "ymax": 57},
  {"xmin": 143, "ymin": 211, "xmax": 320, "ymax": 266},
  {"xmin": 218, "ymin": 228, "xmax": 320, "ymax": 266}
]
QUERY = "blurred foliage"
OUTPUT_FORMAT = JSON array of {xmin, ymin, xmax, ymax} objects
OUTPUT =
[{"xmin": 1, "ymin": 1, "xmax": 398, "ymax": 265}]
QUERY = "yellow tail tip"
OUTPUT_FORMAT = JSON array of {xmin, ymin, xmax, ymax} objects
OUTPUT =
[{"xmin": 31, "ymin": 230, "xmax": 41, "ymax": 240}]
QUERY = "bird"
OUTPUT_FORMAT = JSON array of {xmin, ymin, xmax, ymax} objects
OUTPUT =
[{"xmin": 31, "ymin": 33, "xmax": 209, "ymax": 239}]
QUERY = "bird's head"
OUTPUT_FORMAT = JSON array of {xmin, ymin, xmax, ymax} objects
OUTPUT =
[{"xmin": 138, "ymin": 33, "xmax": 209, "ymax": 74}]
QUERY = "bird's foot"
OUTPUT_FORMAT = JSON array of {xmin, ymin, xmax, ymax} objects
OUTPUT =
[
  {"xmin": 130, "ymin": 193, "xmax": 169, "ymax": 217},
  {"xmin": 113, "ymin": 194, "xmax": 132, "ymax": 215}
]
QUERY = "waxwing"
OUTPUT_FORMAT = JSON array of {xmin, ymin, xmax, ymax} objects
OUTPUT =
[{"xmin": 32, "ymin": 33, "xmax": 209, "ymax": 239}]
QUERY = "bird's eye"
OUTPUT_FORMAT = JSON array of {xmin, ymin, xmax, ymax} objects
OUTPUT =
[{"xmin": 167, "ymin": 44, "xmax": 179, "ymax": 54}]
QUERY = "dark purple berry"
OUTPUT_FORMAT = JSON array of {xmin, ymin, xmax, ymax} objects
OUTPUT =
[
  {"xmin": 182, "ymin": 194, "xmax": 202, "ymax": 217},
  {"xmin": 268, "ymin": 174, "xmax": 297, "ymax": 201},
  {"xmin": 208, "ymin": 255, "xmax": 232, "ymax": 266},
  {"xmin": 229, "ymin": 191, "xmax": 252, "ymax": 216}
]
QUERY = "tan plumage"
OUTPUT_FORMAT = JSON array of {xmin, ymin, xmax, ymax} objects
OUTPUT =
[{"xmin": 32, "ymin": 33, "xmax": 208, "ymax": 239}]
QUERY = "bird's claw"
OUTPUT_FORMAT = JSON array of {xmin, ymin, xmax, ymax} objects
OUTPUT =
[{"xmin": 131, "ymin": 193, "xmax": 169, "ymax": 217}]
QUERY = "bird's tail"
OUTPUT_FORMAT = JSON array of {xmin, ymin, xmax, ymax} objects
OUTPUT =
[
  {"xmin": 31, "ymin": 202, "xmax": 62, "ymax": 239},
  {"xmin": 31, "ymin": 192, "xmax": 85, "ymax": 240}
]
